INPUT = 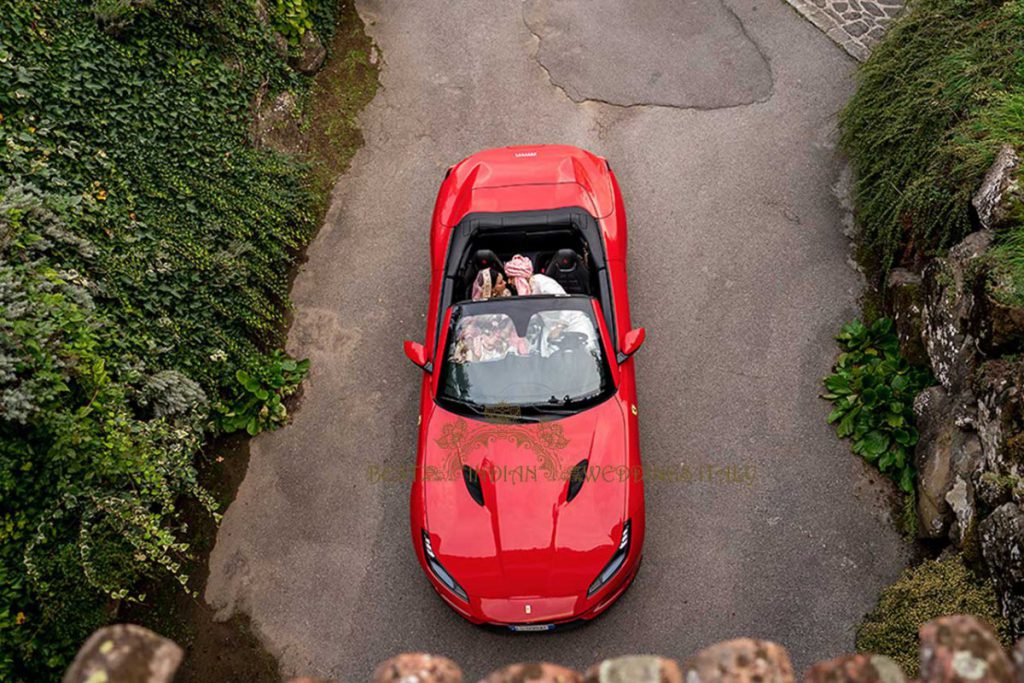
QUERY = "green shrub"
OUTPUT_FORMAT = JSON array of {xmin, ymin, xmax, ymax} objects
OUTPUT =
[
  {"xmin": 857, "ymin": 555, "xmax": 1009, "ymax": 677},
  {"xmin": 840, "ymin": 0, "xmax": 1024, "ymax": 278},
  {"xmin": 0, "ymin": 0, "xmax": 335, "ymax": 677},
  {"xmin": 215, "ymin": 351, "xmax": 310, "ymax": 435},
  {"xmin": 823, "ymin": 318, "xmax": 933, "ymax": 492},
  {"xmin": 272, "ymin": 0, "xmax": 315, "ymax": 45}
]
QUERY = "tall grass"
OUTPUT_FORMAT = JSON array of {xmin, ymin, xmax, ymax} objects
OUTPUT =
[{"xmin": 840, "ymin": 0, "xmax": 1024, "ymax": 279}]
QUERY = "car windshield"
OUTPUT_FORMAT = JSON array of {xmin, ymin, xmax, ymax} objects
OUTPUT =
[{"xmin": 438, "ymin": 295, "xmax": 613, "ymax": 416}]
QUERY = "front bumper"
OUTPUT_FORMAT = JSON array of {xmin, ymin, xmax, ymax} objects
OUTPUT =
[{"xmin": 426, "ymin": 553, "xmax": 642, "ymax": 630}]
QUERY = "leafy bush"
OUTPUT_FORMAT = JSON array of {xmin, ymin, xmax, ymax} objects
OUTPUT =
[
  {"xmin": 840, "ymin": 0, "xmax": 1024, "ymax": 278},
  {"xmin": 272, "ymin": 0, "xmax": 315, "ymax": 45},
  {"xmin": 0, "ymin": 0, "xmax": 335, "ymax": 677},
  {"xmin": 823, "ymin": 319, "xmax": 933, "ymax": 492},
  {"xmin": 857, "ymin": 555, "xmax": 1009, "ymax": 677},
  {"xmin": 215, "ymin": 352, "xmax": 310, "ymax": 435}
]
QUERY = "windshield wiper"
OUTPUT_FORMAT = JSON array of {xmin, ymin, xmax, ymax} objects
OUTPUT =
[{"xmin": 444, "ymin": 397, "xmax": 488, "ymax": 415}]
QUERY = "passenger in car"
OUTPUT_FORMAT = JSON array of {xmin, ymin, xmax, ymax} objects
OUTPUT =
[
  {"xmin": 502, "ymin": 254, "xmax": 535, "ymax": 295},
  {"xmin": 471, "ymin": 267, "xmax": 511, "ymax": 301},
  {"xmin": 502, "ymin": 253, "xmax": 568, "ymax": 297},
  {"xmin": 451, "ymin": 314, "xmax": 529, "ymax": 363}
]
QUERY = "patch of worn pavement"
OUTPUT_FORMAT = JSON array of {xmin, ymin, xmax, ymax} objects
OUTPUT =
[{"xmin": 206, "ymin": 0, "xmax": 912, "ymax": 679}]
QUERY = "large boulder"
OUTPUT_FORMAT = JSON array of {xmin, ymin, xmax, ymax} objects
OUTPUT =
[
  {"xmin": 288, "ymin": 29, "xmax": 327, "ymax": 74},
  {"xmin": 803, "ymin": 654, "xmax": 907, "ymax": 683},
  {"xmin": 972, "ymin": 145, "xmax": 1022, "ymax": 232},
  {"xmin": 913, "ymin": 387, "xmax": 983, "ymax": 541},
  {"xmin": 919, "ymin": 615, "xmax": 1015, "ymax": 682},
  {"xmin": 373, "ymin": 654, "xmax": 461, "ymax": 683},
  {"xmin": 584, "ymin": 656, "xmax": 682, "ymax": 683},
  {"xmin": 974, "ymin": 360, "xmax": 1024, "ymax": 483},
  {"xmin": 984, "ymin": 293, "xmax": 1024, "ymax": 353},
  {"xmin": 888, "ymin": 268, "xmax": 928, "ymax": 366},
  {"xmin": 251, "ymin": 90, "xmax": 306, "ymax": 156},
  {"xmin": 683, "ymin": 639, "xmax": 794, "ymax": 683},
  {"xmin": 921, "ymin": 231, "xmax": 993, "ymax": 394},
  {"xmin": 63, "ymin": 624, "xmax": 182, "ymax": 683},
  {"xmin": 979, "ymin": 503, "xmax": 1024, "ymax": 638}
]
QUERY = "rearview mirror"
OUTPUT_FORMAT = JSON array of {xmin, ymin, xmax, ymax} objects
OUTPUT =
[
  {"xmin": 404, "ymin": 340, "xmax": 433, "ymax": 373},
  {"xmin": 617, "ymin": 327, "xmax": 646, "ymax": 363}
]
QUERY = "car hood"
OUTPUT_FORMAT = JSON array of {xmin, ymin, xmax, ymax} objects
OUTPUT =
[
  {"xmin": 438, "ymin": 145, "xmax": 616, "ymax": 226},
  {"xmin": 418, "ymin": 397, "xmax": 629, "ymax": 599}
]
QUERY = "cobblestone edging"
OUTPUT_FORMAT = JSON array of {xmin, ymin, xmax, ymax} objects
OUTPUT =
[{"xmin": 784, "ymin": 0, "xmax": 904, "ymax": 61}]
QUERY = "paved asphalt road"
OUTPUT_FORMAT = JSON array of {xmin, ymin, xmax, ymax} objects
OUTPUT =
[{"xmin": 206, "ymin": 0, "xmax": 912, "ymax": 678}]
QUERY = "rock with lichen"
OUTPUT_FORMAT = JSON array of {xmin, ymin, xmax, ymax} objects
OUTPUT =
[
  {"xmin": 919, "ymin": 615, "xmax": 1015, "ymax": 682},
  {"xmin": 288, "ymin": 29, "xmax": 326, "ymax": 74},
  {"xmin": 584, "ymin": 655, "xmax": 682, "ymax": 683},
  {"xmin": 683, "ymin": 638, "xmax": 794, "ymax": 683},
  {"xmin": 913, "ymin": 386, "xmax": 983, "ymax": 541},
  {"xmin": 973, "ymin": 145, "xmax": 1022, "ymax": 232},
  {"xmin": 888, "ymin": 268, "xmax": 928, "ymax": 366},
  {"xmin": 62, "ymin": 624, "xmax": 182, "ymax": 683},
  {"xmin": 920, "ymin": 231, "xmax": 992, "ymax": 395},
  {"xmin": 803, "ymin": 654, "xmax": 907, "ymax": 683},
  {"xmin": 979, "ymin": 504, "xmax": 1024, "ymax": 638},
  {"xmin": 480, "ymin": 662, "xmax": 583, "ymax": 683},
  {"xmin": 251, "ymin": 90, "xmax": 307, "ymax": 156},
  {"xmin": 373, "ymin": 653, "xmax": 462, "ymax": 683}
]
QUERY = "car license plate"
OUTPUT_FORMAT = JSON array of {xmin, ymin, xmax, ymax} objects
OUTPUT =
[{"xmin": 509, "ymin": 623, "xmax": 553, "ymax": 632}]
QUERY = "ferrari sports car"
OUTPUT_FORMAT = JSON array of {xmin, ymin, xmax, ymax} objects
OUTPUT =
[{"xmin": 403, "ymin": 145, "xmax": 645, "ymax": 631}]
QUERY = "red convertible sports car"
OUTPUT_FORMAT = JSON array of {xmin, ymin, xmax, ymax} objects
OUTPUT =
[{"xmin": 403, "ymin": 144, "xmax": 645, "ymax": 631}]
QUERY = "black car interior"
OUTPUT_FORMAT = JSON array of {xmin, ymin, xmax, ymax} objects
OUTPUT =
[
  {"xmin": 437, "ymin": 207, "xmax": 618, "ymax": 352},
  {"xmin": 457, "ymin": 231, "xmax": 593, "ymax": 301}
]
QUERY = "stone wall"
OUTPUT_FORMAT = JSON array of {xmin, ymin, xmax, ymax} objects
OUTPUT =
[
  {"xmin": 888, "ymin": 145, "xmax": 1024, "ymax": 637},
  {"xmin": 63, "ymin": 616, "xmax": 1024, "ymax": 682}
]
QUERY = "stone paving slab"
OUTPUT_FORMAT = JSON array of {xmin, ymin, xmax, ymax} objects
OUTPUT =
[{"xmin": 783, "ymin": 0, "xmax": 904, "ymax": 61}]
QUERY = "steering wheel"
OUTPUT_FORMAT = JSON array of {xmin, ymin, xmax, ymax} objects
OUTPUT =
[{"xmin": 550, "ymin": 331, "xmax": 589, "ymax": 351}]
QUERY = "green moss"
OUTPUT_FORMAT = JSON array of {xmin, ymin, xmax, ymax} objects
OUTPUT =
[
  {"xmin": 899, "ymin": 489, "xmax": 919, "ymax": 539},
  {"xmin": 304, "ymin": 5, "xmax": 380, "ymax": 205},
  {"xmin": 857, "ymin": 555, "xmax": 1010, "ymax": 677}
]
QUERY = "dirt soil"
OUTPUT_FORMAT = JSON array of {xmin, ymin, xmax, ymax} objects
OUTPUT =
[{"xmin": 122, "ymin": 435, "xmax": 278, "ymax": 682}]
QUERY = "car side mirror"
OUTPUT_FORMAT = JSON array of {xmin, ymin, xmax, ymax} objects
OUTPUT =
[
  {"xmin": 404, "ymin": 340, "xmax": 433, "ymax": 373},
  {"xmin": 617, "ymin": 327, "xmax": 646, "ymax": 364}
]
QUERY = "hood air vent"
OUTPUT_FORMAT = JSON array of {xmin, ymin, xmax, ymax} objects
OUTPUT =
[
  {"xmin": 462, "ymin": 465, "xmax": 484, "ymax": 506},
  {"xmin": 566, "ymin": 459, "xmax": 589, "ymax": 503}
]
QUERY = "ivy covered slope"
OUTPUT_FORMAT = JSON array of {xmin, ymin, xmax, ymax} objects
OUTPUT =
[
  {"xmin": 840, "ymin": 0, "xmax": 1024, "ymax": 281},
  {"xmin": 0, "ymin": 0, "xmax": 335, "ymax": 676}
]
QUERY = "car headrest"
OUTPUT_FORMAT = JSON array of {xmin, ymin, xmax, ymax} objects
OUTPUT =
[
  {"xmin": 471, "ymin": 249, "xmax": 502, "ymax": 272},
  {"xmin": 547, "ymin": 249, "xmax": 581, "ymax": 272}
]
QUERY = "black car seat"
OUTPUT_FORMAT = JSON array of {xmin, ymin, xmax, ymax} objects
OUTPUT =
[
  {"xmin": 470, "ymin": 249, "xmax": 502, "ymax": 272},
  {"xmin": 543, "ymin": 249, "xmax": 589, "ymax": 294},
  {"xmin": 466, "ymin": 249, "xmax": 503, "ymax": 298}
]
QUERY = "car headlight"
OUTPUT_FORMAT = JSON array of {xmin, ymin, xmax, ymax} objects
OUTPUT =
[
  {"xmin": 588, "ymin": 520, "xmax": 631, "ymax": 597},
  {"xmin": 422, "ymin": 530, "xmax": 469, "ymax": 602}
]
